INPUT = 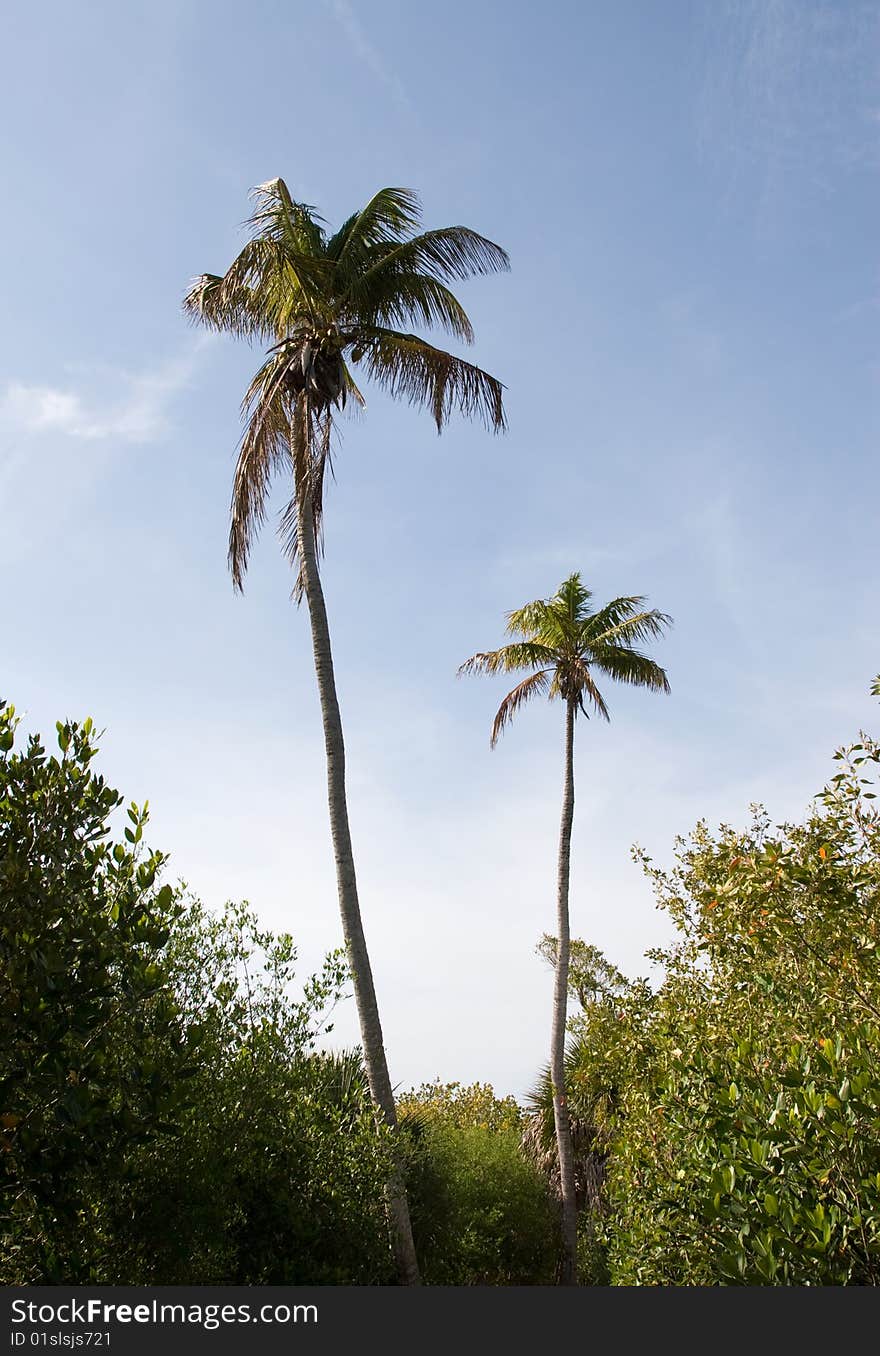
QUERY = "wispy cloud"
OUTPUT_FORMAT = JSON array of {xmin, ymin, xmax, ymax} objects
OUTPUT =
[
  {"xmin": 0, "ymin": 345, "xmax": 203, "ymax": 445},
  {"xmin": 696, "ymin": 2, "xmax": 880, "ymax": 225},
  {"xmin": 0, "ymin": 343, "xmax": 209, "ymax": 567},
  {"xmin": 323, "ymin": 0, "xmax": 412, "ymax": 114}
]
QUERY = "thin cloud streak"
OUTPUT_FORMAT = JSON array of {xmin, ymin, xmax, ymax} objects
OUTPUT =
[{"xmin": 323, "ymin": 0, "xmax": 413, "ymax": 114}]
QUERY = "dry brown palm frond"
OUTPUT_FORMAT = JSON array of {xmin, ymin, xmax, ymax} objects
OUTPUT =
[
  {"xmin": 489, "ymin": 670, "xmax": 551, "ymax": 746},
  {"xmin": 360, "ymin": 328, "xmax": 506, "ymax": 433}
]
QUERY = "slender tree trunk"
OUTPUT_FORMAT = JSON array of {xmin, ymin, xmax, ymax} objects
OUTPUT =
[
  {"xmin": 294, "ymin": 459, "xmax": 420, "ymax": 1286},
  {"xmin": 551, "ymin": 696, "xmax": 579, "ymax": 1284}
]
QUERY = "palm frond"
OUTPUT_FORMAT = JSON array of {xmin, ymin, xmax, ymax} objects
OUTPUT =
[
  {"xmin": 341, "ymin": 225, "xmax": 509, "ymax": 296},
  {"xmin": 457, "ymin": 641, "xmax": 555, "ymax": 678},
  {"xmin": 343, "ymin": 272, "xmax": 476, "ymax": 342},
  {"xmin": 228, "ymin": 349, "xmax": 295, "ymax": 590},
  {"xmin": 247, "ymin": 178, "xmax": 327, "ymax": 255},
  {"xmin": 506, "ymin": 596, "xmax": 578, "ymax": 643},
  {"xmin": 183, "ymin": 244, "xmax": 324, "ymax": 342},
  {"xmin": 340, "ymin": 359, "xmax": 367, "ymax": 413},
  {"xmin": 589, "ymin": 599, "xmax": 673, "ymax": 650},
  {"xmin": 332, "ymin": 188, "xmax": 422, "ymax": 267},
  {"xmin": 491, "ymin": 670, "xmax": 552, "ymax": 746},
  {"xmin": 323, "ymin": 210, "xmax": 362, "ymax": 262},
  {"xmin": 522, "ymin": 1038, "xmax": 610, "ymax": 1214},
  {"xmin": 216, "ymin": 237, "xmax": 330, "ymax": 334},
  {"xmin": 183, "ymin": 272, "xmax": 270, "ymax": 341},
  {"xmin": 360, "ymin": 327, "xmax": 506, "ymax": 431},
  {"xmin": 555, "ymin": 573, "xmax": 593, "ymax": 620},
  {"xmin": 591, "ymin": 644, "xmax": 670, "ymax": 693}
]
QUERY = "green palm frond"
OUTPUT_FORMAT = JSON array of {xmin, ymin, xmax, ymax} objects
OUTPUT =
[
  {"xmin": 341, "ymin": 225, "xmax": 509, "ymax": 296},
  {"xmin": 247, "ymin": 178, "xmax": 327, "ymax": 255},
  {"xmin": 590, "ymin": 598, "xmax": 674, "ymax": 650},
  {"xmin": 214, "ymin": 237, "xmax": 329, "ymax": 335},
  {"xmin": 554, "ymin": 573, "xmax": 594, "ymax": 622},
  {"xmin": 343, "ymin": 271, "xmax": 476, "ymax": 342},
  {"xmin": 340, "ymin": 359, "xmax": 367, "ymax": 412},
  {"xmin": 506, "ymin": 598, "xmax": 556, "ymax": 640},
  {"xmin": 590, "ymin": 644, "xmax": 671, "ymax": 693},
  {"xmin": 332, "ymin": 187, "xmax": 422, "ymax": 259}
]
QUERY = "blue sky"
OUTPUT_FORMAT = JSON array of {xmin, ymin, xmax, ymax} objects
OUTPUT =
[{"xmin": 3, "ymin": 0, "xmax": 878, "ymax": 1097}]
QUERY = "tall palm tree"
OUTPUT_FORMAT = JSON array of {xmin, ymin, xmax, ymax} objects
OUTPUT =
[
  {"xmin": 185, "ymin": 179, "xmax": 508, "ymax": 1285},
  {"xmin": 459, "ymin": 573, "xmax": 670, "ymax": 1283}
]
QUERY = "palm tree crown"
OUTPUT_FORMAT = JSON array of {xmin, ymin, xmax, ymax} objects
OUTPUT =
[
  {"xmin": 184, "ymin": 179, "xmax": 508, "ymax": 589},
  {"xmin": 459, "ymin": 572, "xmax": 672, "ymax": 743}
]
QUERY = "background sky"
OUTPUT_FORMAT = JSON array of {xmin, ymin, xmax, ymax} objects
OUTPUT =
[{"xmin": 3, "ymin": 0, "xmax": 878, "ymax": 1098}]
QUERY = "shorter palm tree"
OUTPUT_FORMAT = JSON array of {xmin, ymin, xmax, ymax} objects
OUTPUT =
[
  {"xmin": 459, "ymin": 572, "xmax": 671, "ymax": 1284},
  {"xmin": 523, "ymin": 1036, "xmax": 611, "ymax": 1220}
]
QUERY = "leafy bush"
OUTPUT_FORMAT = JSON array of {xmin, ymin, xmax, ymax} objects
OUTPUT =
[
  {"xmin": 598, "ymin": 725, "xmax": 880, "ymax": 1284},
  {"xmin": 0, "ymin": 703, "xmax": 394, "ymax": 1284},
  {"xmin": 400, "ymin": 1082, "xmax": 558, "ymax": 1284},
  {"xmin": 107, "ymin": 903, "xmax": 394, "ymax": 1284},
  {"xmin": 0, "ymin": 702, "xmax": 195, "ymax": 1282}
]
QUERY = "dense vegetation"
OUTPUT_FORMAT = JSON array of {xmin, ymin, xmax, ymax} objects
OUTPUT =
[
  {"xmin": 3, "ymin": 690, "xmax": 878, "ymax": 1284},
  {"xmin": 555, "ymin": 707, "xmax": 880, "ymax": 1284}
]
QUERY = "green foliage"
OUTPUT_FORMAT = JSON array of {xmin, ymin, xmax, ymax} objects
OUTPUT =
[
  {"xmin": 105, "ymin": 903, "xmax": 393, "ymax": 1284},
  {"xmin": 0, "ymin": 702, "xmax": 194, "ymax": 1282},
  {"xmin": 13, "ymin": 685, "xmax": 880, "ymax": 1286},
  {"xmin": 594, "ymin": 727, "xmax": 880, "ymax": 1284},
  {"xmin": 537, "ymin": 932, "xmax": 629, "ymax": 1009},
  {"xmin": 399, "ymin": 1082, "xmax": 557, "ymax": 1284},
  {"xmin": 0, "ymin": 703, "xmax": 392, "ymax": 1284},
  {"xmin": 399, "ymin": 1080, "xmax": 521, "ymax": 1134},
  {"xmin": 525, "ymin": 950, "xmax": 636, "ymax": 1283}
]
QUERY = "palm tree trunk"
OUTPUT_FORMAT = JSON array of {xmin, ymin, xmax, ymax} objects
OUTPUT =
[
  {"xmin": 294, "ymin": 462, "xmax": 420, "ymax": 1286},
  {"xmin": 551, "ymin": 696, "xmax": 579, "ymax": 1284}
]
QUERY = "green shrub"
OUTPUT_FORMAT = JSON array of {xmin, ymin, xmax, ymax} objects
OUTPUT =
[
  {"xmin": 600, "ymin": 727, "xmax": 880, "ymax": 1284},
  {"xmin": 0, "ymin": 702, "xmax": 394, "ymax": 1284},
  {"xmin": 0, "ymin": 702, "xmax": 195, "ymax": 1282},
  {"xmin": 400, "ymin": 1082, "xmax": 558, "ymax": 1284}
]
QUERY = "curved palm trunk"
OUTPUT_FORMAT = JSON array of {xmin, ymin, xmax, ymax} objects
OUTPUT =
[
  {"xmin": 551, "ymin": 696, "xmax": 579, "ymax": 1284},
  {"xmin": 294, "ymin": 460, "xmax": 420, "ymax": 1286}
]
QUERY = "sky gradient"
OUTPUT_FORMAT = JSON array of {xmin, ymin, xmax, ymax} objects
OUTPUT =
[{"xmin": 3, "ymin": 0, "xmax": 878, "ymax": 1096}]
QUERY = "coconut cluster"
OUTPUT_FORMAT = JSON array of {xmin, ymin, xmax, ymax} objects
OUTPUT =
[{"xmin": 284, "ymin": 332, "xmax": 347, "ymax": 408}]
